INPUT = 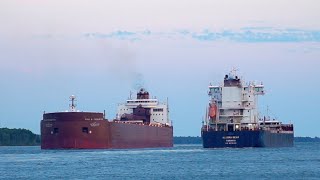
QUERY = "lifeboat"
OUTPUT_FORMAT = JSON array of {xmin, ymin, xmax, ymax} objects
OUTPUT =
[{"xmin": 208, "ymin": 103, "xmax": 217, "ymax": 119}]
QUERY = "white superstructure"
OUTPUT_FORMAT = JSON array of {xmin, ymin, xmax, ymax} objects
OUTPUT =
[
  {"xmin": 116, "ymin": 89, "xmax": 171, "ymax": 126},
  {"xmin": 206, "ymin": 70, "xmax": 265, "ymax": 131}
]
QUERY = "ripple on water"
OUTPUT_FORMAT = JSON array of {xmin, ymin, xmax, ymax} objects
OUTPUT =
[{"xmin": 0, "ymin": 143, "xmax": 319, "ymax": 179}]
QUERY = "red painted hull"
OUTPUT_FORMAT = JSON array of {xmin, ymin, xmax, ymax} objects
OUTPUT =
[
  {"xmin": 110, "ymin": 122, "xmax": 173, "ymax": 149},
  {"xmin": 41, "ymin": 112, "xmax": 173, "ymax": 149}
]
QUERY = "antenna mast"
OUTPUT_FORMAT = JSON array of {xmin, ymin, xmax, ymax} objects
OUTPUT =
[
  {"xmin": 267, "ymin": 105, "xmax": 269, "ymax": 120},
  {"xmin": 166, "ymin": 97, "xmax": 170, "ymax": 124},
  {"xmin": 69, "ymin": 95, "xmax": 77, "ymax": 112}
]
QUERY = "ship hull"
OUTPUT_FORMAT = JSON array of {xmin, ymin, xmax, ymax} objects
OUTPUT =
[
  {"xmin": 110, "ymin": 122, "xmax": 173, "ymax": 149},
  {"xmin": 202, "ymin": 130, "xmax": 294, "ymax": 148},
  {"xmin": 41, "ymin": 112, "xmax": 173, "ymax": 149}
]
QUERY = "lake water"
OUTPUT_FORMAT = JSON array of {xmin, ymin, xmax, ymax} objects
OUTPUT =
[{"xmin": 1, "ymin": 142, "xmax": 319, "ymax": 179}]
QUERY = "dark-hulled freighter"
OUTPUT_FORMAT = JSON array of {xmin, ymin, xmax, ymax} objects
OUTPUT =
[
  {"xmin": 201, "ymin": 70, "xmax": 294, "ymax": 148},
  {"xmin": 41, "ymin": 89, "xmax": 173, "ymax": 149}
]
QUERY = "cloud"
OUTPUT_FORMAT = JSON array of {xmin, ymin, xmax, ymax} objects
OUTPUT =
[
  {"xmin": 84, "ymin": 31, "xmax": 140, "ymax": 41},
  {"xmin": 81, "ymin": 27, "xmax": 320, "ymax": 43}
]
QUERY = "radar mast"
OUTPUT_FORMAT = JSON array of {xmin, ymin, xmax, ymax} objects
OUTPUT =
[{"xmin": 69, "ymin": 95, "xmax": 77, "ymax": 112}]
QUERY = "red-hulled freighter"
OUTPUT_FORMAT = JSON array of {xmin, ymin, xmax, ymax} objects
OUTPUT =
[{"xmin": 41, "ymin": 89, "xmax": 173, "ymax": 149}]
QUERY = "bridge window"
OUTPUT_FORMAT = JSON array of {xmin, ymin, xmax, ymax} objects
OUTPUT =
[
  {"xmin": 82, "ymin": 127, "xmax": 89, "ymax": 134},
  {"xmin": 154, "ymin": 108, "xmax": 163, "ymax": 112},
  {"xmin": 53, "ymin": 128, "xmax": 59, "ymax": 134}
]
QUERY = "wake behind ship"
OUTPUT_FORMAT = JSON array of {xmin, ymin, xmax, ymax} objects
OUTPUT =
[
  {"xmin": 41, "ymin": 89, "xmax": 173, "ymax": 149},
  {"xmin": 201, "ymin": 70, "xmax": 294, "ymax": 148}
]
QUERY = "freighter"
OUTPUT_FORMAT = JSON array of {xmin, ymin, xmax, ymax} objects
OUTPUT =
[
  {"xmin": 41, "ymin": 89, "xmax": 173, "ymax": 149},
  {"xmin": 201, "ymin": 70, "xmax": 294, "ymax": 148}
]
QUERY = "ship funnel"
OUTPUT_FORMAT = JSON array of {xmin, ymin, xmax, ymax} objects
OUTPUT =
[{"xmin": 137, "ymin": 88, "xmax": 149, "ymax": 99}]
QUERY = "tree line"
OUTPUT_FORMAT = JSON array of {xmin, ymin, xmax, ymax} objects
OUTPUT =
[{"xmin": 0, "ymin": 128, "xmax": 40, "ymax": 146}]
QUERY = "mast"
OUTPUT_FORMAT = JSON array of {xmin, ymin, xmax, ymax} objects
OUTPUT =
[
  {"xmin": 267, "ymin": 105, "xmax": 269, "ymax": 120},
  {"xmin": 166, "ymin": 97, "xmax": 170, "ymax": 124},
  {"xmin": 69, "ymin": 95, "xmax": 77, "ymax": 112}
]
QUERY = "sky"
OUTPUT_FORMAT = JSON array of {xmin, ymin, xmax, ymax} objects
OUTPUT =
[{"xmin": 0, "ymin": 0, "xmax": 320, "ymax": 137}]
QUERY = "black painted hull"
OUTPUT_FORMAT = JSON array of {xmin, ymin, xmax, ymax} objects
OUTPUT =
[{"xmin": 202, "ymin": 130, "xmax": 294, "ymax": 148}]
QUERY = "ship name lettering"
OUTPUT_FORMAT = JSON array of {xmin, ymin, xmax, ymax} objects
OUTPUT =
[
  {"xmin": 222, "ymin": 136, "xmax": 239, "ymax": 139},
  {"xmin": 85, "ymin": 118, "xmax": 103, "ymax": 121},
  {"xmin": 44, "ymin": 119, "xmax": 56, "ymax": 121},
  {"xmin": 45, "ymin": 123, "xmax": 53, "ymax": 128},
  {"xmin": 225, "ymin": 139, "xmax": 237, "ymax": 145},
  {"xmin": 90, "ymin": 122, "xmax": 100, "ymax": 127}
]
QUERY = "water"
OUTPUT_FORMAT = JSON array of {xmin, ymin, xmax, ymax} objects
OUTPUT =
[{"xmin": 1, "ymin": 142, "xmax": 319, "ymax": 179}]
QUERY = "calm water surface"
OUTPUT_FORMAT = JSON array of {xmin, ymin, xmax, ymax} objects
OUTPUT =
[{"xmin": 1, "ymin": 142, "xmax": 319, "ymax": 179}]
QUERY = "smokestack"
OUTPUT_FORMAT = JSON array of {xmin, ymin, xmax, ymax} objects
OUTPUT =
[{"xmin": 137, "ymin": 88, "xmax": 149, "ymax": 99}]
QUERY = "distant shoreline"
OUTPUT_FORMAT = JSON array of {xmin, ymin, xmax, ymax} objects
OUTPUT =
[
  {"xmin": 1, "ymin": 128, "xmax": 319, "ymax": 146},
  {"xmin": 0, "ymin": 128, "xmax": 40, "ymax": 146}
]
